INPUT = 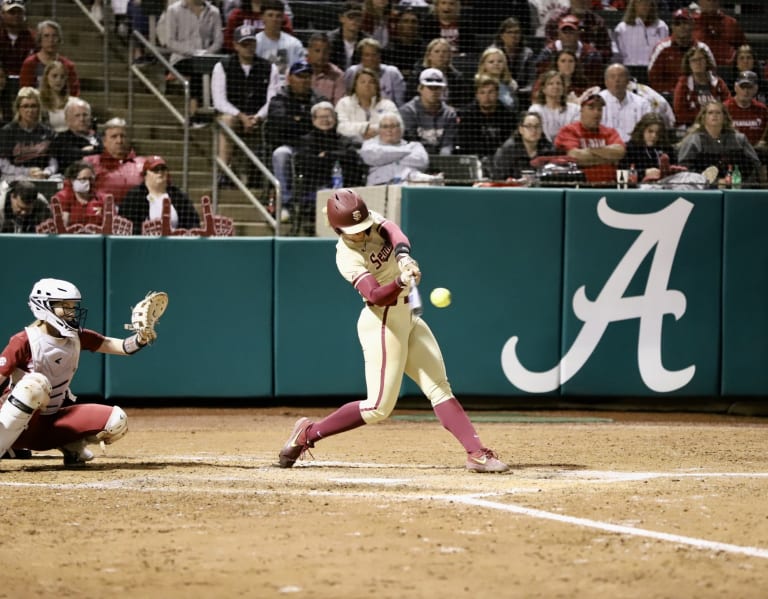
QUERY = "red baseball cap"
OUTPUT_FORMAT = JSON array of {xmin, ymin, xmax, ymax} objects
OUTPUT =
[
  {"xmin": 558, "ymin": 14, "xmax": 581, "ymax": 31},
  {"xmin": 142, "ymin": 155, "xmax": 168, "ymax": 174}
]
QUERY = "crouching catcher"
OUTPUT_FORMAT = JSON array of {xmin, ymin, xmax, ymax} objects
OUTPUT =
[{"xmin": 0, "ymin": 279, "xmax": 168, "ymax": 467}]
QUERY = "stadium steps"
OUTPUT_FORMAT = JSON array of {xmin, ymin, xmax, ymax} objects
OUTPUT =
[{"xmin": 28, "ymin": 2, "xmax": 276, "ymax": 236}]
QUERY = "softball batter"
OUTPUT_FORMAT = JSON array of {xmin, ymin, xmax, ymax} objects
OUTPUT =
[{"xmin": 278, "ymin": 189, "xmax": 509, "ymax": 473}]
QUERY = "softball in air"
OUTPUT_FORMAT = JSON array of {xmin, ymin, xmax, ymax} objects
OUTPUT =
[{"xmin": 430, "ymin": 287, "xmax": 452, "ymax": 308}]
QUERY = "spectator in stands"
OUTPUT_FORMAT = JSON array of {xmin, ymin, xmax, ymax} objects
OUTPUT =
[
  {"xmin": 493, "ymin": 111, "xmax": 556, "ymax": 180},
  {"xmin": 399, "ymin": 67, "xmax": 458, "ymax": 155},
  {"xmin": 0, "ymin": 0, "xmax": 35, "ymax": 81},
  {"xmin": 344, "ymin": 37, "xmax": 406, "ymax": 106},
  {"xmin": 532, "ymin": 48, "xmax": 590, "ymax": 104},
  {"xmin": 266, "ymin": 60, "xmax": 324, "ymax": 222},
  {"xmin": 39, "ymin": 61, "xmax": 74, "ymax": 133},
  {"xmin": 307, "ymin": 32, "xmax": 345, "ymax": 106},
  {"xmin": 527, "ymin": 70, "xmax": 580, "ymax": 143},
  {"xmin": 598, "ymin": 63, "xmax": 652, "ymax": 142},
  {"xmin": 407, "ymin": 37, "xmax": 472, "ymax": 109},
  {"xmin": 19, "ymin": 21, "xmax": 81, "ymax": 97},
  {"xmin": 157, "ymin": 0, "xmax": 223, "ymax": 124},
  {"xmin": 223, "ymin": 0, "xmax": 293, "ymax": 53},
  {"xmin": 126, "ymin": 0, "xmax": 166, "ymax": 63},
  {"xmin": 724, "ymin": 71, "xmax": 768, "ymax": 147},
  {"xmin": 121, "ymin": 155, "xmax": 200, "ymax": 234},
  {"xmin": 0, "ymin": 87, "xmax": 57, "ymax": 182},
  {"xmin": 49, "ymin": 98, "xmax": 103, "ymax": 172},
  {"xmin": 51, "ymin": 161, "xmax": 105, "ymax": 227},
  {"xmin": 729, "ymin": 45, "xmax": 766, "ymax": 105},
  {"xmin": 85, "ymin": 117, "xmax": 146, "ymax": 205},
  {"xmin": 618, "ymin": 112, "xmax": 677, "ymax": 182},
  {"xmin": 470, "ymin": 1, "xmax": 532, "ymax": 40},
  {"xmin": 677, "ymin": 100, "xmax": 760, "ymax": 185},
  {"xmin": 359, "ymin": 110, "xmax": 435, "ymax": 185},
  {"xmin": 627, "ymin": 77, "xmax": 676, "ymax": 130},
  {"xmin": 327, "ymin": 1, "xmax": 365, "ymax": 72},
  {"xmin": 293, "ymin": 101, "xmax": 365, "ymax": 206},
  {"xmin": 212, "ymin": 24, "xmax": 280, "ymax": 186},
  {"xmin": 490, "ymin": 17, "xmax": 535, "ymax": 97},
  {"xmin": 455, "ymin": 74, "xmax": 516, "ymax": 169},
  {"xmin": 613, "ymin": 0, "xmax": 668, "ymax": 70},
  {"xmin": 381, "ymin": 6, "xmax": 424, "ymax": 82},
  {"xmin": 530, "ymin": 0, "xmax": 569, "ymax": 39},
  {"xmin": 692, "ymin": 0, "xmax": 746, "ymax": 68},
  {"xmin": 420, "ymin": 0, "xmax": 477, "ymax": 56},
  {"xmin": 336, "ymin": 66, "xmax": 398, "ymax": 145},
  {"xmin": 0, "ymin": 63, "xmax": 12, "ymax": 125},
  {"xmin": 254, "ymin": 0, "xmax": 305, "ymax": 84},
  {"xmin": 535, "ymin": 15, "xmax": 604, "ymax": 88},
  {"xmin": 475, "ymin": 47, "xmax": 518, "ymax": 113},
  {"xmin": 361, "ymin": 0, "xmax": 395, "ymax": 48},
  {"xmin": 648, "ymin": 8, "xmax": 715, "ymax": 99},
  {"xmin": 0, "ymin": 178, "xmax": 50, "ymax": 233},
  {"xmin": 673, "ymin": 45, "xmax": 731, "ymax": 128},
  {"xmin": 554, "ymin": 92, "xmax": 626, "ymax": 183},
  {"xmin": 544, "ymin": 0, "xmax": 613, "ymax": 63}
]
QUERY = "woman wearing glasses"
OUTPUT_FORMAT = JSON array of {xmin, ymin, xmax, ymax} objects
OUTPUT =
[
  {"xmin": 493, "ymin": 111, "xmax": 556, "ymax": 180},
  {"xmin": 673, "ymin": 46, "xmax": 731, "ymax": 127}
]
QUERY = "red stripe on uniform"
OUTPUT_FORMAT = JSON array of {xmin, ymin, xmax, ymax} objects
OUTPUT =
[{"xmin": 361, "ymin": 306, "xmax": 389, "ymax": 414}]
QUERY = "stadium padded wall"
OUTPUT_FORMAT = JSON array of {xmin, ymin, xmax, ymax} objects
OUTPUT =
[{"xmin": 0, "ymin": 187, "xmax": 766, "ymax": 401}]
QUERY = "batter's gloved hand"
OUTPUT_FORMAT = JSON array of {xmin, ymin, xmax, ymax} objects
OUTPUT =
[
  {"xmin": 124, "ymin": 291, "xmax": 169, "ymax": 344},
  {"xmin": 397, "ymin": 254, "xmax": 419, "ymax": 273},
  {"xmin": 399, "ymin": 267, "xmax": 421, "ymax": 286}
]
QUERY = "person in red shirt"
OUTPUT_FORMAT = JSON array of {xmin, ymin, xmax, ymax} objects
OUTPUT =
[
  {"xmin": 544, "ymin": 0, "xmax": 614, "ymax": 63},
  {"xmin": 554, "ymin": 92, "xmax": 625, "ymax": 183},
  {"xmin": 692, "ymin": 0, "xmax": 746, "ymax": 67},
  {"xmin": 223, "ymin": 0, "xmax": 292, "ymax": 52},
  {"xmin": 673, "ymin": 45, "xmax": 731, "ymax": 127},
  {"xmin": 0, "ymin": 0, "xmax": 35, "ymax": 78},
  {"xmin": 724, "ymin": 71, "xmax": 768, "ymax": 147},
  {"xmin": 18, "ymin": 20, "xmax": 80, "ymax": 96},
  {"xmin": 648, "ymin": 8, "xmax": 714, "ymax": 98},
  {"xmin": 84, "ymin": 118, "xmax": 146, "ymax": 205},
  {"xmin": 51, "ymin": 160, "xmax": 106, "ymax": 226}
]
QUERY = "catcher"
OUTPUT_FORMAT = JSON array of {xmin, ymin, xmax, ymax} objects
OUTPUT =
[{"xmin": 0, "ymin": 278, "xmax": 168, "ymax": 467}]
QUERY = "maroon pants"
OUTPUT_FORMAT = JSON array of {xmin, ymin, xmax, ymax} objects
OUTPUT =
[{"xmin": 14, "ymin": 404, "xmax": 114, "ymax": 450}]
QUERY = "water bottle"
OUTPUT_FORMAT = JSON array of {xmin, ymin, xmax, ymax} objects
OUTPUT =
[
  {"xmin": 331, "ymin": 160, "xmax": 344, "ymax": 189},
  {"xmin": 408, "ymin": 276, "xmax": 423, "ymax": 317},
  {"xmin": 732, "ymin": 164, "xmax": 742, "ymax": 189},
  {"xmin": 628, "ymin": 163, "xmax": 638, "ymax": 186},
  {"xmin": 725, "ymin": 164, "xmax": 733, "ymax": 189}
]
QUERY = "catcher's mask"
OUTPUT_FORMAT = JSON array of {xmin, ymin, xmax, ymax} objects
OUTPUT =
[
  {"xmin": 29, "ymin": 278, "xmax": 87, "ymax": 337},
  {"xmin": 326, "ymin": 188, "xmax": 373, "ymax": 234}
]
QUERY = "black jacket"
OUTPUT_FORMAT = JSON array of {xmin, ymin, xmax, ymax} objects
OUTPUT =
[
  {"xmin": 121, "ymin": 183, "xmax": 200, "ymax": 235},
  {"xmin": 265, "ymin": 87, "xmax": 326, "ymax": 149},
  {"xmin": 294, "ymin": 128, "xmax": 366, "ymax": 194},
  {"xmin": 219, "ymin": 54, "xmax": 273, "ymax": 115}
]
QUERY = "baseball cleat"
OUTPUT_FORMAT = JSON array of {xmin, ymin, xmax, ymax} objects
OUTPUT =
[
  {"xmin": 1, "ymin": 448, "xmax": 32, "ymax": 459},
  {"xmin": 278, "ymin": 417, "xmax": 315, "ymax": 468},
  {"xmin": 59, "ymin": 443, "xmax": 94, "ymax": 469},
  {"xmin": 466, "ymin": 449, "xmax": 510, "ymax": 473}
]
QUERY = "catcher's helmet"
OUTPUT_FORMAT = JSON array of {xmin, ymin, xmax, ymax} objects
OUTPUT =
[
  {"xmin": 326, "ymin": 188, "xmax": 373, "ymax": 234},
  {"xmin": 28, "ymin": 278, "xmax": 87, "ymax": 337}
]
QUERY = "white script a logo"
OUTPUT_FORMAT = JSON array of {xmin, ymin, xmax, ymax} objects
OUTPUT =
[{"xmin": 501, "ymin": 197, "xmax": 695, "ymax": 393}]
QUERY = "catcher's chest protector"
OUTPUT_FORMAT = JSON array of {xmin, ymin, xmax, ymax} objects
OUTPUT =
[{"xmin": 24, "ymin": 326, "xmax": 80, "ymax": 415}]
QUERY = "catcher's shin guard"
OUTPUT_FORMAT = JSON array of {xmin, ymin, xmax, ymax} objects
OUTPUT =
[
  {"xmin": 0, "ymin": 373, "xmax": 51, "ymax": 456},
  {"xmin": 87, "ymin": 406, "xmax": 128, "ymax": 445}
]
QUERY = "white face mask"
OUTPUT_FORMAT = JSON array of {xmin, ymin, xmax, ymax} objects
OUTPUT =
[{"xmin": 72, "ymin": 179, "xmax": 91, "ymax": 194}]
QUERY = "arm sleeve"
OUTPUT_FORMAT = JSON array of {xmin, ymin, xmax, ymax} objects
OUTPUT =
[
  {"xmin": 80, "ymin": 328, "xmax": 107, "ymax": 352},
  {"xmin": 212, "ymin": 63, "xmax": 240, "ymax": 116},
  {"xmin": 379, "ymin": 219, "xmax": 411, "ymax": 255},
  {"xmin": 355, "ymin": 273, "xmax": 404, "ymax": 306},
  {"xmin": 256, "ymin": 65, "xmax": 282, "ymax": 120}
]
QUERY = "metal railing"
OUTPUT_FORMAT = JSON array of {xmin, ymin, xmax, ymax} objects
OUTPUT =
[
  {"xmin": 69, "ymin": 0, "xmax": 109, "ymax": 105},
  {"xmin": 127, "ymin": 30, "xmax": 190, "ymax": 191},
  {"xmin": 213, "ymin": 120, "xmax": 281, "ymax": 234}
]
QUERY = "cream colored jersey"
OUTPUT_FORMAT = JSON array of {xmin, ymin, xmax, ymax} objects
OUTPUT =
[{"xmin": 335, "ymin": 211, "xmax": 407, "ymax": 302}]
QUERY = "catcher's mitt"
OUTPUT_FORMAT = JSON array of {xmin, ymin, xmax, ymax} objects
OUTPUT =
[{"xmin": 124, "ymin": 291, "xmax": 169, "ymax": 344}]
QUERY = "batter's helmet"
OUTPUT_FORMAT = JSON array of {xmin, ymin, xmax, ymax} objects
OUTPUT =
[
  {"xmin": 326, "ymin": 188, "xmax": 373, "ymax": 234},
  {"xmin": 29, "ymin": 278, "xmax": 87, "ymax": 337}
]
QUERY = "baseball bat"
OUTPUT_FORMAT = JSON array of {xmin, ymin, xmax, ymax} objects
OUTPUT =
[{"xmin": 408, "ymin": 275, "xmax": 423, "ymax": 316}]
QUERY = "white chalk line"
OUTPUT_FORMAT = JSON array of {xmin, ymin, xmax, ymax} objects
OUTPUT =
[{"xmin": 4, "ymin": 456, "xmax": 768, "ymax": 561}]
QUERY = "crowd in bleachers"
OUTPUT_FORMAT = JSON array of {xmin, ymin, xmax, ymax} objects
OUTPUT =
[{"xmin": 1, "ymin": 0, "xmax": 767, "ymax": 236}]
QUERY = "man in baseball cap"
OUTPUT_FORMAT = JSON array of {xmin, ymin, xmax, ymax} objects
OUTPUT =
[
  {"xmin": 418, "ymin": 67, "xmax": 446, "ymax": 88},
  {"xmin": 399, "ymin": 67, "xmax": 457, "ymax": 155},
  {"xmin": 724, "ymin": 71, "xmax": 768, "ymax": 146},
  {"xmin": 234, "ymin": 24, "xmax": 257, "ymax": 44},
  {"xmin": 554, "ymin": 92, "xmax": 625, "ymax": 183},
  {"xmin": 0, "ymin": 0, "xmax": 35, "ymax": 78}
]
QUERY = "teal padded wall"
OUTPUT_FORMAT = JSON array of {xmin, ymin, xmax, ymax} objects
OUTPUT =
[
  {"xmin": 273, "ymin": 238, "xmax": 367, "ymax": 395},
  {"xmin": 0, "ymin": 235, "xmax": 105, "ymax": 395},
  {"xmin": 721, "ymin": 190, "xmax": 768, "ymax": 395},
  {"xmin": 104, "ymin": 237, "xmax": 274, "ymax": 398},
  {"xmin": 560, "ymin": 190, "xmax": 722, "ymax": 397},
  {"xmin": 400, "ymin": 187, "xmax": 565, "ymax": 396}
]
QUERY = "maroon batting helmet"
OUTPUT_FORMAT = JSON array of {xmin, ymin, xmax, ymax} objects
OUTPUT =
[{"xmin": 326, "ymin": 188, "xmax": 373, "ymax": 234}]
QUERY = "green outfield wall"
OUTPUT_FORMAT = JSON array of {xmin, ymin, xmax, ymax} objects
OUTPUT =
[{"xmin": 0, "ymin": 187, "xmax": 766, "ymax": 401}]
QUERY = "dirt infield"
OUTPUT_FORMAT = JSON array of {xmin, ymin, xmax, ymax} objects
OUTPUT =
[{"xmin": 1, "ymin": 407, "xmax": 767, "ymax": 599}]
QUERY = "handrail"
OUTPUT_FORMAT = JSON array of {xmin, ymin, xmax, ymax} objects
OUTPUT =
[
  {"xmin": 128, "ymin": 30, "xmax": 190, "ymax": 191},
  {"xmin": 214, "ymin": 120, "xmax": 281, "ymax": 234},
  {"xmin": 69, "ymin": 0, "xmax": 109, "ymax": 104}
]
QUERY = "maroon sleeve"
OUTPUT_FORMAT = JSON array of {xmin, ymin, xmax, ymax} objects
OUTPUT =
[
  {"xmin": 355, "ymin": 275, "xmax": 404, "ymax": 306},
  {"xmin": 0, "ymin": 331, "xmax": 32, "ymax": 377},
  {"xmin": 18, "ymin": 55, "xmax": 36, "ymax": 88},
  {"xmin": 379, "ymin": 219, "xmax": 411, "ymax": 256},
  {"xmin": 79, "ymin": 329, "xmax": 106, "ymax": 352}
]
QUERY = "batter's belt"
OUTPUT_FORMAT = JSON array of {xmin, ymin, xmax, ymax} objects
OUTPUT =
[{"xmin": 366, "ymin": 296, "xmax": 410, "ymax": 307}]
